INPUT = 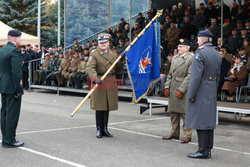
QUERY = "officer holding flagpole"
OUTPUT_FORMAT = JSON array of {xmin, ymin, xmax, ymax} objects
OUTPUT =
[
  {"xmin": 185, "ymin": 30, "xmax": 221, "ymax": 159},
  {"xmin": 86, "ymin": 33, "xmax": 124, "ymax": 138}
]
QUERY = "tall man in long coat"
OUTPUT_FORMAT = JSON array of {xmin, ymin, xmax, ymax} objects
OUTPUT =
[
  {"xmin": 86, "ymin": 33, "xmax": 124, "ymax": 138},
  {"xmin": 186, "ymin": 31, "xmax": 221, "ymax": 159},
  {"xmin": 0, "ymin": 30, "xmax": 24, "ymax": 147},
  {"xmin": 162, "ymin": 39, "xmax": 193, "ymax": 144}
]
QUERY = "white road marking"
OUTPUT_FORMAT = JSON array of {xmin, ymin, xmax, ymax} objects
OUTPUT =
[
  {"xmin": 0, "ymin": 140, "xmax": 87, "ymax": 167},
  {"xmin": 16, "ymin": 117, "xmax": 169, "ymax": 135},
  {"xmin": 109, "ymin": 127, "xmax": 250, "ymax": 156}
]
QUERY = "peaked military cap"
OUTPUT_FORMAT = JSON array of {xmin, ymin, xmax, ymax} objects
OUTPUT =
[
  {"xmin": 8, "ymin": 29, "xmax": 22, "ymax": 37},
  {"xmin": 197, "ymin": 30, "xmax": 213, "ymax": 38},
  {"xmin": 97, "ymin": 33, "xmax": 110, "ymax": 43},
  {"xmin": 178, "ymin": 39, "xmax": 190, "ymax": 46}
]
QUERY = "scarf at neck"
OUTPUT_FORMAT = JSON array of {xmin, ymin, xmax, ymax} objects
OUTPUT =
[{"xmin": 230, "ymin": 61, "xmax": 244, "ymax": 74}]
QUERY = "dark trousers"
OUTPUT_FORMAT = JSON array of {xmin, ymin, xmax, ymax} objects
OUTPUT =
[
  {"xmin": 197, "ymin": 129, "xmax": 214, "ymax": 153},
  {"xmin": 1, "ymin": 94, "xmax": 21, "ymax": 145},
  {"xmin": 23, "ymin": 71, "xmax": 29, "ymax": 89},
  {"xmin": 95, "ymin": 110, "xmax": 109, "ymax": 130},
  {"xmin": 73, "ymin": 72, "xmax": 87, "ymax": 88}
]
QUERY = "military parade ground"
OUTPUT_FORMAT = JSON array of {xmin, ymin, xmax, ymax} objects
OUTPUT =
[{"xmin": 0, "ymin": 90, "xmax": 249, "ymax": 167}]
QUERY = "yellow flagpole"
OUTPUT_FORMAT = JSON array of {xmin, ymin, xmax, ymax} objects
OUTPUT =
[{"xmin": 70, "ymin": 9, "xmax": 163, "ymax": 117}]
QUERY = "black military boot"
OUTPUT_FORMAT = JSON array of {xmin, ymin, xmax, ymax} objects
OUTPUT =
[
  {"xmin": 96, "ymin": 111, "xmax": 103, "ymax": 138},
  {"xmin": 103, "ymin": 111, "xmax": 113, "ymax": 137}
]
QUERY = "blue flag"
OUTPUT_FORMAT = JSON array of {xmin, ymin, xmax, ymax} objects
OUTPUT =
[{"xmin": 126, "ymin": 23, "xmax": 160, "ymax": 103}]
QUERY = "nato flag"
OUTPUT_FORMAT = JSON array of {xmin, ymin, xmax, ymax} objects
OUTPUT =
[{"xmin": 126, "ymin": 23, "xmax": 160, "ymax": 103}]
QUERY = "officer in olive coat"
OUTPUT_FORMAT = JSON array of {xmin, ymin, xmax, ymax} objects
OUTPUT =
[
  {"xmin": 0, "ymin": 30, "xmax": 24, "ymax": 147},
  {"xmin": 86, "ymin": 33, "xmax": 124, "ymax": 138},
  {"xmin": 162, "ymin": 39, "xmax": 193, "ymax": 144},
  {"xmin": 186, "ymin": 31, "xmax": 221, "ymax": 159}
]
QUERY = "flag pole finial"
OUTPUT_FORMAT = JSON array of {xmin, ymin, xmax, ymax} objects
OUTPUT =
[{"xmin": 156, "ymin": 9, "xmax": 163, "ymax": 17}]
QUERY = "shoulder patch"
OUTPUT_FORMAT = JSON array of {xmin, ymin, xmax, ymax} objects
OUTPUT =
[
  {"xmin": 91, "ymin": 49, "xmax": 97, "ymax": 53},
  {"xmin": 89, "ymin": 56, "xmax": 93, "ymax": 61},
  {"xmin": 198, "ymin": 46, "xmax": 204, "ymax": 50},
  {"xmin": 195, "ymin": 53, "xmax": 200, "ymax": 59}
]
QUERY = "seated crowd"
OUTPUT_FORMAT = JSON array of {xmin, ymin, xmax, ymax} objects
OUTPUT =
[{"xmin": 22, "ymin": 1, "xmax": 250, "ymax": 102}]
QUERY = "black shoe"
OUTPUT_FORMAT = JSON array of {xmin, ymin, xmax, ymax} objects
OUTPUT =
[
  {"xmin": 96, "ymin": 129, "xmax": 102, "ymax": 138},
  {"xmin": 103, "ymin": 128, "xmax": 113, "ymax": 137},
  {"xmin": 2, "ymin": 141, "xmax": 24, "ymax": 148},
  {"xmin": 207, "ymin": 151, "xmax": 211, "ymax": 158},
  {"xmin": 187, "ymin": 152, "xmax": 209, "ymax": 159}
]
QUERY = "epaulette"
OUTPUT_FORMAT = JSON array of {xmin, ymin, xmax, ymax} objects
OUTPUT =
[
  {"xmin": 91, "ymin": 49, "xmax": 97, "ymax": 53},
  {"xmin": 198, "ymin": 46, "xmax": 204, "ymax": 50}
]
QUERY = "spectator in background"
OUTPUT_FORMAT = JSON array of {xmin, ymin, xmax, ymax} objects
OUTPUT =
[
  {"xmin": 117, "ymin": 38, "xmax": 126, "ymax": 55},
  {"xmin": 26, "ymin": 44, "xmax": 35, "ymax": 60},
  {"xmin": 131, "ymin": 22, "xmax": 142, "ymax": 39},
  {"xmin": 217, "ymin": 2, "xmax": 230, "ymax": 22},
  {"xmin": 231, "ymin": 1, "xmax": 238, "ymax": 18},
  {"xmin": 180, "ymin": 17, "xmax": 196, "ymax": 40},
  {"xmin": 122, "ymin": 24, "xmax": 130, "ymax": 40},
  {"xmin": 210, "ymin": 18, "xmax": 220, "ymax": 46},
  {"xmin": 239, "ymin": 28, "xmax": 248, "ymax": 46},
  {"xmin": 86, "ymin": 40, "xmax": 92, "ymax": 49},
  {"xmin": 82, "ymin": 48, "xmax": 90, "ymax": 58},
  {"xmin": 55, "ymin": 54, "xmax": 70, "ymax": 87},
  {"xmin": 135, "ymin": 12, "xmax": 145, "ymax": 29},
  {"xmin": 217, "ymin": 37, "xmax": 222, "ymax": 49},
  {"xmin": 199, "ymin": 3, "xmax": 205, "ymax": 14},
  {"xmin": 177, "ymin": 2, "xmax": 185, "ymax": 23},
  {"xmin": 164, "ymin": 16, "xmax": 172, "ymax": 30},
  {"xmin": 170, "ymin": 5, "xmax": 178, "ymax": 23},
  {"xmin": 235, "ymin": 7, "xmax": 248, "ymax": 25},
  {"xmin": 223, "ymin": 19, "xmax": 232, "ymax": 44},
  {"xmin": 68, "ymin": 47, "xmax": 74, "ymax": 60},
  {"xmin": 218, "ymin": 49, "xmax": 231, "ymax": 94},
  {"xmin": 192, "ymin": 9, "xmax": 205, "ymax": 30},
  {"xmin": 165, "ymin": 22, "xmax": 180, "ymax": 54},
  {"xmin": 187, "ymin": 5, "xmax": 195, "ymax": 15},
  {"xmin": 222, "ymin": 55, "xmax": 247, "ymax": 102},
  {"xmin": 119, "ymin": 18, "xmax": 127, "ymax": 31},
  {"xmin": 106, "ymin": 27, "xmax": 115, "ymax": 39},
  {"xmin": 183, "ymin": 9, "xmax": 193, "ymax": 23},
  {"xmin": 227, "ymin": 28, "xmax": 241, "ymax": 54},
  {"xmin": 245, "ymin": 20, "xmax": 250, "ymax": 31},
  {"xmin": 45, "ymin": 54, "xmax": 58, "ymax": 86},
  {"xmin": 204, "ymin": 2, "xmax": 217, "ymax": 26},
  {"xmin": 160, "ymin": 24, "xmax": 166, "ymax": 47},
  {"xmin": 44, "ymin": 54, "xmax": 56, "ymax": 85},
  {"xmin": 236, "ymin": 20, "xmax": 244, "ymax": 35},
  {"xmin": 89, "ymin": 39, "xmax": 97, "ymax": 52},
  {"xmin": 34, "ymin": 53, "xmax": 50, "ymax": 85},
  {"xmin": 238, "ymin": 47, "xmax": 247, "ymax": 65},
  {"xmin": 64, "ymin": 52, "xmax": 81, "ymax": 87},
  {"xmin": 145, "ymin": 11, "xmax": 152, "ymax": 25},
  {"xmin": 221, "ymin": 46, "xmax": 234, "ymax": 65},
  {"xmin": 113, "ymin": 31, "xmax": 123, "ymax": 47},
  {"xmin": 73, "ymin": 55, "xmax": 89, "ymax": 89},
  {"xmin": 72, "ymin": 38, "xmax": 82, "ymax": 53},
  {"xmin": 21, "ymin": 45, "xmax": 31, "ymax": 90},
  {"xmin": 114, "ymin": 26, "xmax": 122, "ymax": 37},
  {"xmin": 39, "ymin": 45, "xmax": 48, "ymax": 65}
]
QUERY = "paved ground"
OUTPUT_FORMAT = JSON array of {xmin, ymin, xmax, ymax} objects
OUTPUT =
[{"xmin": 0, "ymin": 90, "xmax": 249, "ymax": 167}]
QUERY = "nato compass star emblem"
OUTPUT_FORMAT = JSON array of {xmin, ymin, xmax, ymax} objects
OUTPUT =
[{"xmin": 139, "ymin": 46, "xmax": 152, "ymax": 74}]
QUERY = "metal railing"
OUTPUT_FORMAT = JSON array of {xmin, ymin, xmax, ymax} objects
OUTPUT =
[{"xmin": 66, "ymin": 10, "xmax": 149, "ymax": 49}]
